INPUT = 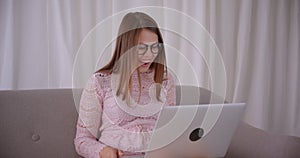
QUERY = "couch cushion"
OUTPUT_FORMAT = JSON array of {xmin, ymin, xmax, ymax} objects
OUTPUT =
[
  {"xmin": 176, "ymin": 85, "xmax": 227, "ymax": 105},
  {"xmin": 0, "ymin": 89, "xmax": 82, "ymax": 158},
  {"xmin": 225, "ymin": 121, "xmax": 300, "ymax": 158}
]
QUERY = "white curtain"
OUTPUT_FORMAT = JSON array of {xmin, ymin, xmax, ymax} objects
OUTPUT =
[{"xmin": 0, "ymin": 0, "xmax": 299, "ymax": 137}]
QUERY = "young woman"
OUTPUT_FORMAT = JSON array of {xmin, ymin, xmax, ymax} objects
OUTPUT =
[{"xmin": 74, "ymin": 12, "xmax": 176, "ymax": 158}]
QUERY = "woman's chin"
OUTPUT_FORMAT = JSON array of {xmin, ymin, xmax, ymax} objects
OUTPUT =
[{"xmin": 138, "ymin": 66, "xmax": 150, "ymax": 73}]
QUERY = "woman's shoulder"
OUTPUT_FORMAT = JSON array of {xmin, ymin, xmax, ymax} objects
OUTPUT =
[
  {"xmin": 94, "ymin": 71, "xmax": 111, "ymax": 78},
  {"xmin": 95, "ymin": 70, "xmax": 111, "ymax": 82},
  {"xmin": 85, "ymin": 71, "xmax": 112, "ymax": 91}
]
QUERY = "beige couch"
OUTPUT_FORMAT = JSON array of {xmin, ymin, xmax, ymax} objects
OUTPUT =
[{"xmin": 0, "ymin": 86, "xmax": 299, "ymax": 158}]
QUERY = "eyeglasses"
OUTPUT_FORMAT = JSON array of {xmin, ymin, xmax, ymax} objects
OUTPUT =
[{"xmin": 137, "ymin": 43, "xmax": 163, "ymax": 55}]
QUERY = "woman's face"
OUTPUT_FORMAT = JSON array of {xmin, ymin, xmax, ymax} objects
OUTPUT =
[{"xmin": 137, "ymin": 29, "xmax": 160, "ymax": 73}]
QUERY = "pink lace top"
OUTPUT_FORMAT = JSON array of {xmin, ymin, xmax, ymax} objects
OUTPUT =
[{"xmin": 74, "ymin": 70, "xmax": 176, "ymax": 158}]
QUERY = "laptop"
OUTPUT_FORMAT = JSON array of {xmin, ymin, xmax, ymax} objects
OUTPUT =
[{"xmin": 121, "ymin": 103, "xmax": 246, "ymax": 158}]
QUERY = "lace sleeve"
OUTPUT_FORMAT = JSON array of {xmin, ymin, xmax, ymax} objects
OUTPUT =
[{"xmin": 74, "ymin": 74, "xmax": 107, "ymax": 158}]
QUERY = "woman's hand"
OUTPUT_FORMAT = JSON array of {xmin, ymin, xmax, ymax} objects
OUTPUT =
[{"xmin": 99, "ymin": 146, "xmax": 124, "ymax": 158}]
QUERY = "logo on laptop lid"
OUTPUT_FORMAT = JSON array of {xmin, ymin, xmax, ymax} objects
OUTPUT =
[{"xmin": 189, "ymin": 128, "xmax": 204, "ymax": 142}]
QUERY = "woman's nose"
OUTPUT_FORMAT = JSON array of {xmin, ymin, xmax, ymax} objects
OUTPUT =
[{"xmin": 143, "ymin": 49, "xmax": 153, "ymax": 57}]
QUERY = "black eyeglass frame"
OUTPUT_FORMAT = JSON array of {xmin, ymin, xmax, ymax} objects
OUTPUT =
[{"xmin": 136, "ymin": 43, "xmax": 164, "ymax": 55}]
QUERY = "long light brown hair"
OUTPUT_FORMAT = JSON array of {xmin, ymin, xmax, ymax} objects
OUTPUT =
[{"xmin": 96, "ymin": 12, "xmax": 167, "ymax": 105}]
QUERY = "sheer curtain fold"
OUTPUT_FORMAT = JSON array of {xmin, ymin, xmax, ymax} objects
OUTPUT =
[
  {"xmin": 232, "ymin": 0, "xmax": 300, "ymax": 136},
  {"xmin": 0, "ymin": 0, "xmax": 48, "ymax": 89},
  {"xmin": 0, "ymin": 0, "xmax": 14, "ymax": 89},
  {"xmin": 0, "ymin": 0, "xmax": 299, "ymax": 137}
]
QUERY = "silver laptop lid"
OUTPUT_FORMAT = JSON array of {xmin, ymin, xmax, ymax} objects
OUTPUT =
[{"xmin": 145, "ymin": 103, "xmax": 246, "ymax": 158}]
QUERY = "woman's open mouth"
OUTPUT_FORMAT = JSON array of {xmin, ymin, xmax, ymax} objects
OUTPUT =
[{"xmin": 141, "ymin": 62, "xmax": 150, "ymax": 67}]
